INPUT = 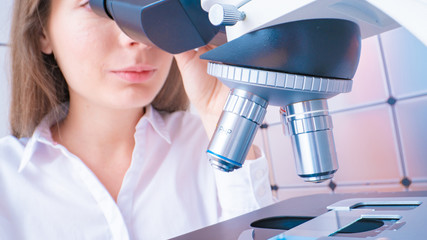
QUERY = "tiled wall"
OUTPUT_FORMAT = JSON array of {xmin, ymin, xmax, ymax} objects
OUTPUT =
[
  {"xmin": 0, "ymin": 0, "xmax": 12, "ymax": 137},
  {"xmin": 0, "ymin": 46, "xmax": 9, "ymax": 137},
  {"xmin": 253, "ymin": 27, "xmax": 427, "ymax": 201},
  {"xmin": 1, "ymin": 1, "xmax": 426, "ymax": 200}
]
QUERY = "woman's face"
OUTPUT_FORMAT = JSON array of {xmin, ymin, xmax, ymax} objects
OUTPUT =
[{"xmin": 41, "ymin": 0, "xmax": 174, "ymax": 110}]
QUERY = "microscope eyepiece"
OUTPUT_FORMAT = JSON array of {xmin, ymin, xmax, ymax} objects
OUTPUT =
[{"xmin": 88, "ymin": 0, "xmax": 220, "ymax": 54}]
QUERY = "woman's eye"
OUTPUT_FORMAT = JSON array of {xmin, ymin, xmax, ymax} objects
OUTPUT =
[{"xmin": 80, "ymin": 0, "xmax": 91, "ymax": 9}]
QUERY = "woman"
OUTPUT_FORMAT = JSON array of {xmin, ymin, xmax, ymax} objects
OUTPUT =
[{"xmin": 0, "ymin": 0, "xmax": 273, "ymax": 239}]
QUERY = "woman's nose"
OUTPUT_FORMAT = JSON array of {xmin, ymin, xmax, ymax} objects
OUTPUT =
[{"xmin": 118, "ymin": 30, "xmax": 152, "ymax": 49}]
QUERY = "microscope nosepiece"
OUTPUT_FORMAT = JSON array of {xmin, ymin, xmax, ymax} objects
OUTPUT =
[{"xmin": 207, "ymin": 89, "xmax": 267, "ymax": 172}]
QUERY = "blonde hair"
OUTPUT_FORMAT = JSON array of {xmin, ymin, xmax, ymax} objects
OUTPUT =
[{"xmin": 9, "ymin": 0, "xmax": 188, "ymax": 138}]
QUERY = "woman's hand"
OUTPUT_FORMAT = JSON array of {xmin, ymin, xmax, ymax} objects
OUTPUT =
[
  {"xmin": 174, "ymin": 46, "xmax": 259, "ymax": 160},
  {"xmin": 174, "ymin": 45, "xmax": 229, "ymax": 138}
]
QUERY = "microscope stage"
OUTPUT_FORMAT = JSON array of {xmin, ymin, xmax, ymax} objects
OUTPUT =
[{"xmin": 172, "ymin": 191, "xmax": 427, "ymax": 240}]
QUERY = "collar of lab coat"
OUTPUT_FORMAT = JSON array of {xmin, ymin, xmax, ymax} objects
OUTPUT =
[{"xmin": 18, "ymin": 104, "xmax": 171, "ymax": 172}]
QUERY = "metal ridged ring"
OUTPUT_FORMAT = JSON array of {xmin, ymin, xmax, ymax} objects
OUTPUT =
[
  {"xmin": 224, "ymin": 89, "xmax": 267, "ymax": 124},
  {"xmin": 208, "ymin": 62, "xmax": 352, "ymax": 94}
]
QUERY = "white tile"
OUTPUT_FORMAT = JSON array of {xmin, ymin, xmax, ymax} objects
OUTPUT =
[
  {"xmin": 277, "ymin": 187, "xmax": 332, "ymax": 202},
  {"xmin": 0, "ymin": 46, "xmax": 10, "ymax": 137},
  {"xmin": 263, "ymin": 105, "xmax": 281, "ymax": 124},
  {"xmin": 331, "ymin": 104, "xmax": 401, "ymax": 183},
  {"xmin": 0, "ymin": 0, "xmax": 14, "ymax": 44},
  {"xmin": 409, "ymin": 183, "xmax": 427, "ymax": 192},
  {"xmin": 380, "ymin": 27, "xmax": 427, "ymax": 99},
  {"xmin": 329, "ymin": 36, "xmax": 389, "ymax": 112},
  {"xmin": 395, "ymin": 96, "xmax": 427, "ymax": 180},
  {"xmin": 334, "ymin": 184, "xmax": 405, "ymax": 194}
]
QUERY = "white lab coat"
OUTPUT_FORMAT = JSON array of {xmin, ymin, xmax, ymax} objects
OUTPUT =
[{"xmin": 0, "ymin": 105, "xmax": 273, "ymax": 240}]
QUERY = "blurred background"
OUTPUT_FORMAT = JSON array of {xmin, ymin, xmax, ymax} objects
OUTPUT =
[{"xmin": 1, "ymin": 0, "xmax": 426, "ymax": 201}]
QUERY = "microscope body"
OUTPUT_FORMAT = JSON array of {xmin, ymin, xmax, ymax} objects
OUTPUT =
[
  {"xmin": 201, "ymin": 16, "xmax": 361, "ymax": 182},
  {"xmin": 89, "ymin": 0, "xmax": 406, "ymax": 183},
  {"xmin": 201, "ymin": 0, "xmax": 403, "ymax": 182}
]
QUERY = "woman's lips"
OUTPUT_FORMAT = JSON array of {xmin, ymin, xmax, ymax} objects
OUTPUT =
[{"xmin": 111, "ymin": 65, "xmax": 156, "ymax": 83}]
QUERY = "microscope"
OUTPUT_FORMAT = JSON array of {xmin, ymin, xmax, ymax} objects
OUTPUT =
[{"xmin": 89, "ymin": 0, "xmax": 424, "ymax": 183}]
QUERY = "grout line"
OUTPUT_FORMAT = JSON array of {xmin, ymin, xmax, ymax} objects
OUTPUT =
[
  {"xmin": 329, "ymin": 100, "xmax": 386, "ymax": 115},
  {"xmin": 335, "ymin": 180, "xmax": 400, "ymax": 187},
  {"xmin": 267, "ymin": 122, "xmax": 282, "ymax": 127},
  {"xmin": 277, "ymin": 184, "xmax": 329, "ymax": 189},
  {"xmin": 0, "ymin": 43, "xmax": 8, "ymax": 47},
  {"xmin": 388, "ymin": 108, "xmax": 408, "ymax": 176},
  {"xmin": 412, "ymin": 178, "xmax": 427, "ymax": 183},
  {"xmin": 378, "ymin": 35, "xmax": 408, "ymax": 178},
  {"xmin": 397, "ymin": 92, "xmax": 427, "ymax": 102},
  {"xmin": 277, "ymin": 179, "xmax": 401, "ymax": 189},
  {"xmin": 378, "ymin": 35, "xmax": 394, "ymax": 96}
]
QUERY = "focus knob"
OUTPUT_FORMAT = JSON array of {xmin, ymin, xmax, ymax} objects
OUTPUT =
[{"xmin": 208, "ymin": 4, "xmax": 245, "ymax": 26}]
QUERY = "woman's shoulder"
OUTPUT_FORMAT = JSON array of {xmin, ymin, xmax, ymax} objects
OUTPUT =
[
  {"xmin": 0, "ymin": 134, "xmax": 28, "ymax": 150},
  {"xmin": 0, "ymin": 135, "xmax": 28, "ymax": 167}
]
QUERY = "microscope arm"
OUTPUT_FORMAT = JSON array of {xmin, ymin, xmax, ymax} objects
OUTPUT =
[
  {"xmin": 366, "ymin": 0, "xmax": 427, "ymax": 46},
  {"xmin": 202, "ymin": 0, "xmax": 427, "ymax": 45}
]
